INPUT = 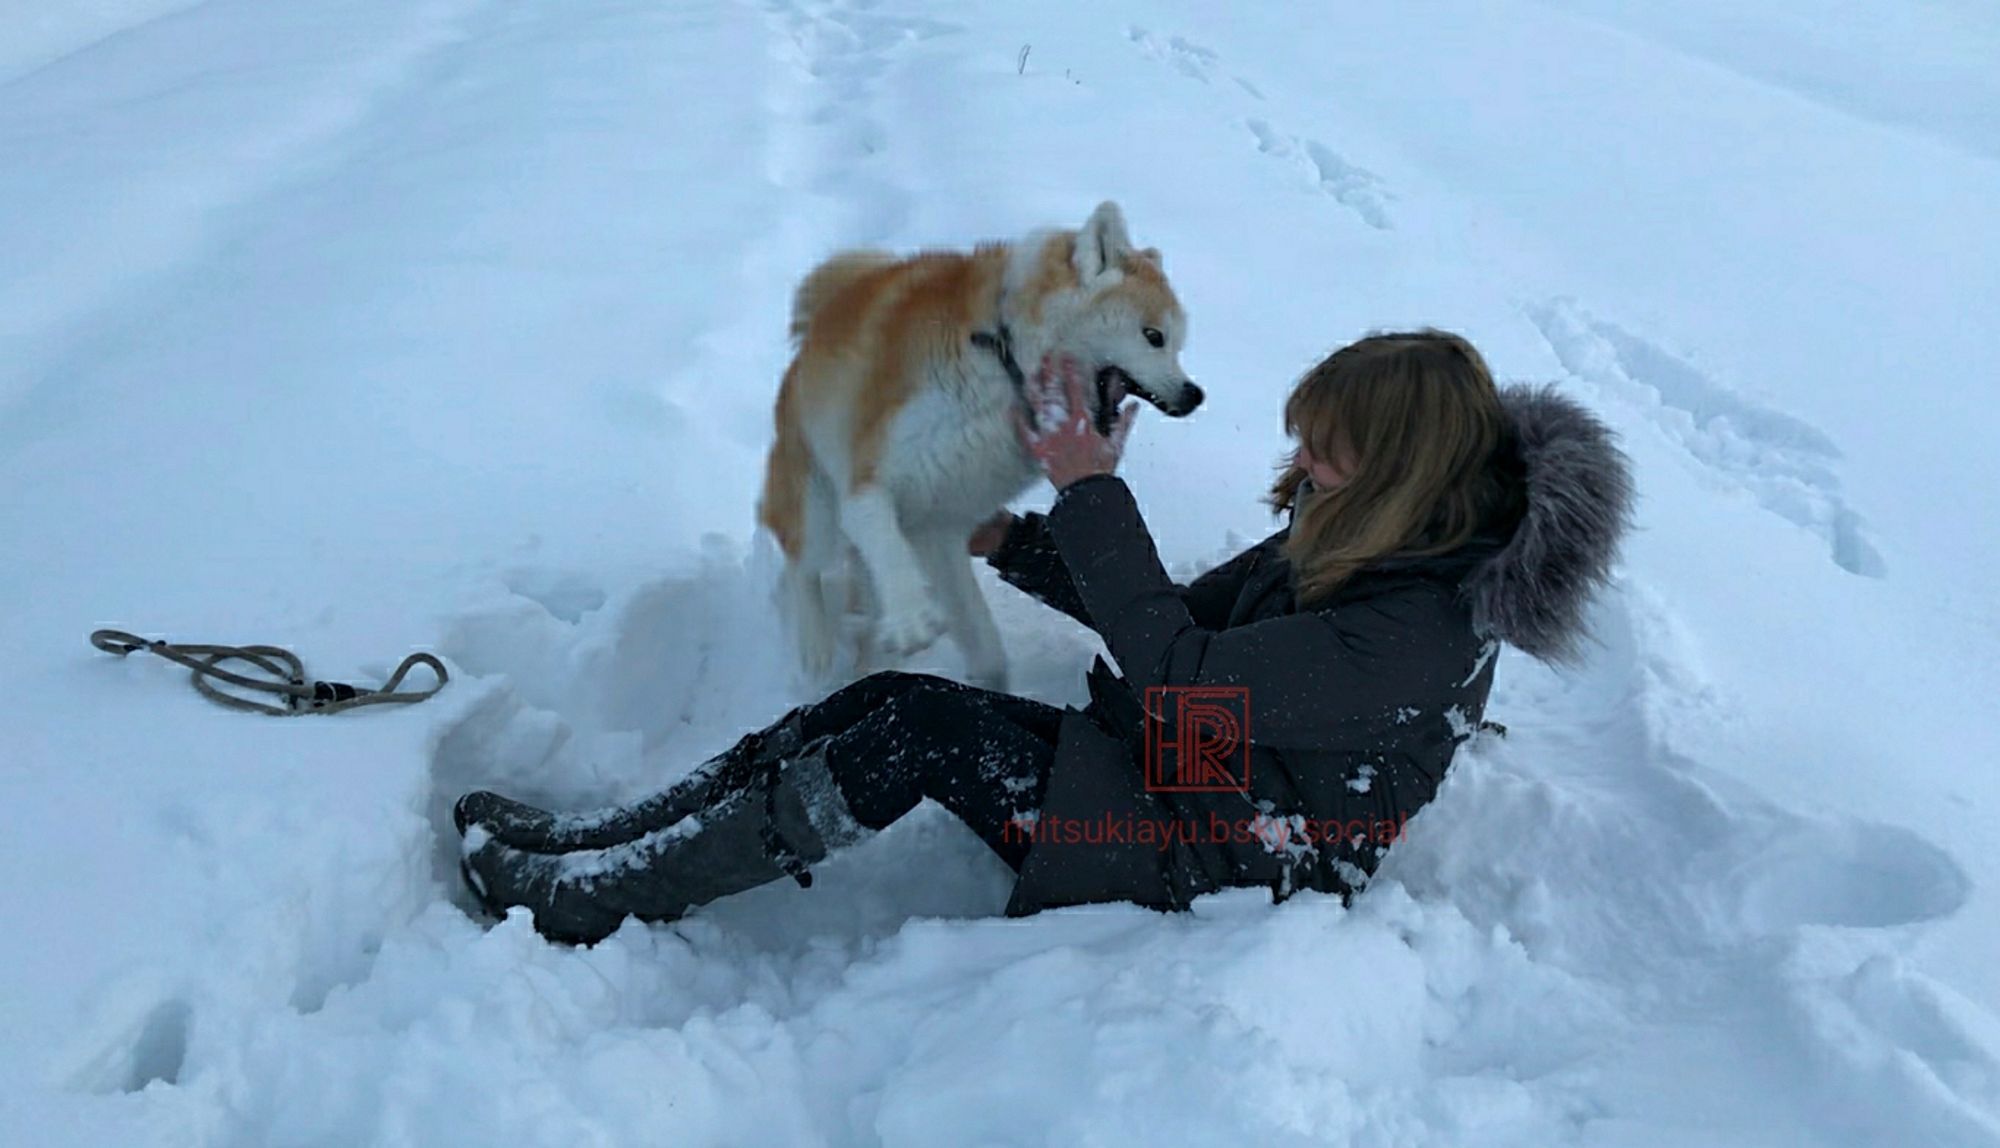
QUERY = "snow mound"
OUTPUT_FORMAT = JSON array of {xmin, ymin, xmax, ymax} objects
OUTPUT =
[{"xmin": 6, "ymin": 0, "xmax": 2000, "ymax": 1143}]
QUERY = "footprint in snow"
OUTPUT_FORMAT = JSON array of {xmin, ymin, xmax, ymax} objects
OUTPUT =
[
  {"xmin": 1126, "ymin": 25, "xmax": 1267, "ymax": 102},
  {"xmin": 1126, "ymin": 26, "xmax": 1217, "ymax": 83},
  {"xmin": 1731, "ymin": 817, "xmax": 1968, "ymax": 933},
  {"xmin": 1529, "ymin": 299, "xmax": 1886, "ymax": 577},
  {"xmin": 1247, "ymin": 117, "xmax": 1392, "ymax": 230},
  {"xmin": 1126, "ymin": 26, "xmax": 1391, "ymax": 230}
]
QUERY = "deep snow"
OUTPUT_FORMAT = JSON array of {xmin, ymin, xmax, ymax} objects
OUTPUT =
[{"xmin": 4, "ymin": 1, "xmax": 1999, "ymax": 1144}]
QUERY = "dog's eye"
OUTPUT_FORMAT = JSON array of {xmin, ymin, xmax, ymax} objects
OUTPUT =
[{"xmin": 1143, "ymin": 326, "xmax": 1165, "ymax": 348}]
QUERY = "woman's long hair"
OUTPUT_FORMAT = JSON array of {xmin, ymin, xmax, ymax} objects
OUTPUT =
[{"xmin": 1271, "ymin": 330, "xmax": 1520, "ymax": 605}]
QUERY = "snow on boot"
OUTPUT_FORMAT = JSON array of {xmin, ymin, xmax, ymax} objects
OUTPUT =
[
  {"xmin": 453, "ymin": 712, "xmax": 809, "ymax": 854},
  {"xmin": 458, "ymin": 748, "xmax": 867, "ymax": 946}
]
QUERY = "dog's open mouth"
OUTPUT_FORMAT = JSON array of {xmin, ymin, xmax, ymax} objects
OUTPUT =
[
  {"xmin": 1097, "ymin": 365, "xmax": 1200, "ymax": 428},
  {"xmin": 1093, "ymin": 368, "xmax": 1132, "ymax": 436}
]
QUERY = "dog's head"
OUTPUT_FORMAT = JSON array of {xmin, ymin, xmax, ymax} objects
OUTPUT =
[{"xmin": 1050, "ymin": 202, "xmax": 1203, "ymax": 427}]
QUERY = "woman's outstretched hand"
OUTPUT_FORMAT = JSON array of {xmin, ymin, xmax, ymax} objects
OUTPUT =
[{"xmin": 1014, "ymin": 352, "xmax": 1139, "ymax": 491}]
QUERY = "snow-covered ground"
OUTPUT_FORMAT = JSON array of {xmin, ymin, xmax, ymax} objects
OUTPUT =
[{"xmin": 5, "ymin": 0, "xmax": 1999, "ymax": 1143}]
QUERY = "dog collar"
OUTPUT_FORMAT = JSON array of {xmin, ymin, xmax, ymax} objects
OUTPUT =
[
  {"xmin": 969, "ymin": 325, "xmax": 1026, "ymax": 393},
  {"xmin": 973, "ymin": 322, "xmax": 1121, "ymax": 437}
]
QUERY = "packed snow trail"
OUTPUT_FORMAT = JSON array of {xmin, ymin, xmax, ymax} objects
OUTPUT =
[{"xmin": 4, "ymin": 0, "xmax": 2000, "ymax": 1144}]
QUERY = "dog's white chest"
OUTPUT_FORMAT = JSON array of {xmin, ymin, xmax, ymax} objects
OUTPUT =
[{"xmin": 879, "ymin": 365, "xmax": 1036, "ymax": 525}]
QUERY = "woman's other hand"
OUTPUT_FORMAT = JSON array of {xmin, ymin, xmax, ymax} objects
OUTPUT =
[
  {"xmin": 968, "ymin": 510, "xmax": 1015, "ymax": 556},
  {"xmin": 1014, "ymin": 352, "xmax": 1139, "ymax": 491}
]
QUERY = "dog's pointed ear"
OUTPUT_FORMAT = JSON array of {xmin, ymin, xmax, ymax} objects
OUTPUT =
[
  {"xmin": 1137, "ymin": 246, "xmax": 1163, "ymax": 268},
  {"xmin": 1074, "ymin": 201, "xmax": 1133, "ymax": 283}
]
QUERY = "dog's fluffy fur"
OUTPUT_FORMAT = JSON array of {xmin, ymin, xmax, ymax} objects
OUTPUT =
[{"xmin": 758, "ymin": 202, "xmax": 1200, "ymax": 690}]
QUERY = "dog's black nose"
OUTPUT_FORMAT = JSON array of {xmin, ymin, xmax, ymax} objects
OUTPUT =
[{"xmin": 1176, "ymin": 381, "xmax": 1204, "ymax": 415}]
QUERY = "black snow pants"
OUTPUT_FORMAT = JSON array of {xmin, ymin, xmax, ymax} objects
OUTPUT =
[
  {"xmin": 800, "ymin": 671, "xmax": 1062, "ymax": 870},
  {"xmin": 456, "ymin": 670, "xmax": 1067, "ymax": 943}
]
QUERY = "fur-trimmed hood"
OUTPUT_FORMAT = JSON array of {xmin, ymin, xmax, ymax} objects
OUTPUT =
[{"xmin": 1462, "ymin": 384, "xmax": 1634, "ymax": 664}]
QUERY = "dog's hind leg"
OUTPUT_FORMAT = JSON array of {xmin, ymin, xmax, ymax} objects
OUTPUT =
[
  {"xmin": 781, "ymin": 469, "xmax": 845, "ymax": 683},
  {"xmin": 837, "ymin": 486, "xmax": 945, "ymax": 658},
  {"xmin": 914, "ymin": 529, "xmax": 1008, "ymax": 692}
]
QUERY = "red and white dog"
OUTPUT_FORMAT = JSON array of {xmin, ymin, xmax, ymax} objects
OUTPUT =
[{"xmin": 758, "ymin": 202, "xmax": 1201, "ymax": 690}]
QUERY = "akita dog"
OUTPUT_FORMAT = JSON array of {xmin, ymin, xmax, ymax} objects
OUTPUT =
[{"xmin": 758, "ymin": 201, "xmax": 1201, "ymax": 691}]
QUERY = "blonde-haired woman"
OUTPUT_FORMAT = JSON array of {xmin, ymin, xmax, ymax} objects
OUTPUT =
[{"xmin": 457, "ymin": 331, "xmax": 1632, "ymax": 944}]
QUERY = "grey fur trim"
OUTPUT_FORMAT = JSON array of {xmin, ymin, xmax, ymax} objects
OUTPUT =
[{"xmin": 1466, "ymin": 384, "xmax": 1635, "ymax": 664}]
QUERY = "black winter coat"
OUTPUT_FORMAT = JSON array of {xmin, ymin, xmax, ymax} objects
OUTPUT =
[{"xmin": 985, "ymin": 385, "xmax": 1632, "ymax": 915}]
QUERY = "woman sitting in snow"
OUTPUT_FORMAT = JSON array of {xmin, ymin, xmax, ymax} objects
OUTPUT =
[{"xmin": 454, "ymin": 330, "xmax": 1632, "ymax": 945}]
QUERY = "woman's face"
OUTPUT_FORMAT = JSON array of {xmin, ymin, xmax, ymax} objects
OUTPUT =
[{"xmin": 1294, "ymin": 439, "xmax": 1357, "ymax": 491}]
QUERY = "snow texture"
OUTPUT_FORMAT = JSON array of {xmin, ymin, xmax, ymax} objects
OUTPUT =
[{"xmin": 4, "ymin": 0, "xmax": 2000, "ymax": 1144}]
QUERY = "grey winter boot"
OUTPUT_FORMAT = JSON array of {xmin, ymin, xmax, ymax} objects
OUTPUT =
[
  {"xmin": 453, "ymin": 712, "xmax": 811, "ymax": 854},
  {"xmin": 458, "ymin": 748, "xmax": 868, "ymax": 946}
]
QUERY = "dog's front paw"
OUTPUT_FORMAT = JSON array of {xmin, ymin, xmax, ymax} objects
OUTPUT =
[{"xmin": 874, "ymin": 600, "xmax": 947, "ymax": 657}]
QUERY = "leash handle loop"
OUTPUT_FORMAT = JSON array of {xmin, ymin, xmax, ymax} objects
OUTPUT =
[{"xmin": 89, "ymin": 629, "xmax": 447, "ymax": 716}]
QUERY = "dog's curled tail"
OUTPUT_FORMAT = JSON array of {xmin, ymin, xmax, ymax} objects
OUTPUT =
[{"xmin": 789, "ymin": 250, "xmax": 896, "ymax": 345}]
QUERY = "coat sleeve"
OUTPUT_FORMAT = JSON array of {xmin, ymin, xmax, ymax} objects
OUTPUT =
[
  {"xmin": 1045, "ymin": 475, "xmax": 1449, "ymax": 750},
  {"xmin": 988, "ymin": 506, "xmax": 1267, "ymax": 630},
  {"xmin": 985, "ymin": 511, "xmax": 1094, "ymax": 627},
  {"xmin": 1176, "ymin": 537, "xmax": 1268, "ymax": 629}
]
